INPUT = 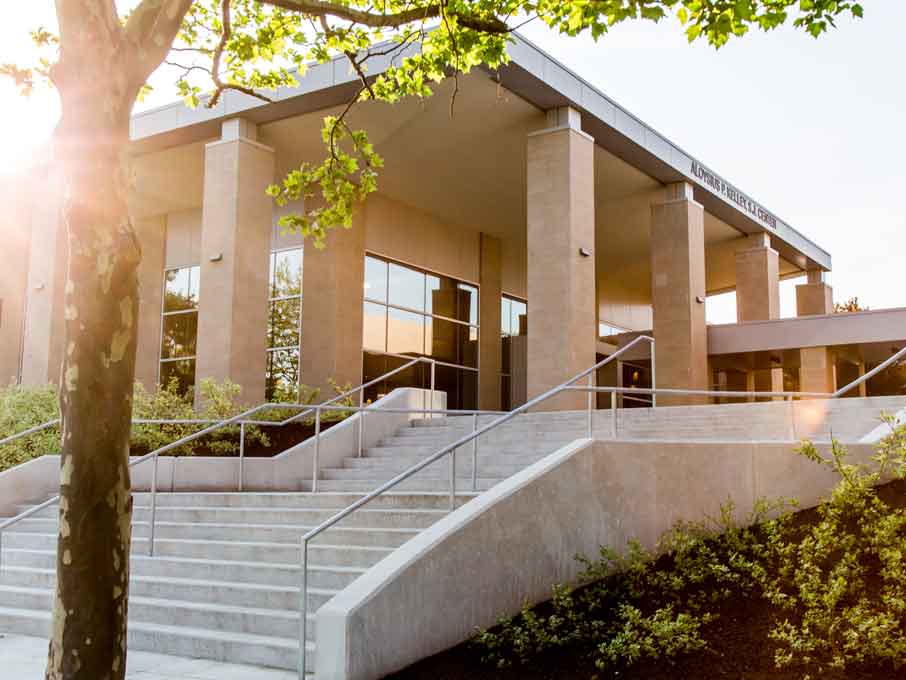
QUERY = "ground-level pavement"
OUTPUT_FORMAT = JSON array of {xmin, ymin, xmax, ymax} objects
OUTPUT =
[{"xmin": 0, "ymin": 633, "xmax": 296, "ymax": 680}]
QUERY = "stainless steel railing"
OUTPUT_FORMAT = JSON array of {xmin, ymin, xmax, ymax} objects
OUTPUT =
[
  {"xmin": 0, "ymin": 356, "xmax": 442, "ymax": 567},
  {"xmin": 295, "ymin": 334, "xmax": 656, "ymax": 676}
]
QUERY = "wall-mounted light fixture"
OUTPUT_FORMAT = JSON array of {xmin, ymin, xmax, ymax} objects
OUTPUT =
[
  {"xmin": 695, "ymin": 295, "xmax": 705, "ymax": 304},
  {"xmin": 578, "ymin": 247, "xmax": 592, "ymax": 258},
  {"xmin": 34, "ymin": 283, "xmax": 45, "ymax": 291},
  {"xmin": 209, "ymin": 253, "xmax": 223, "ymax": 262}
]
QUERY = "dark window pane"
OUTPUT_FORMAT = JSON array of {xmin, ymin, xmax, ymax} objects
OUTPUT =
[
  {"xmin": 433, "ymin": 364, "xmax": 477, "ymax": 411},
  {"xmin": 266, "ymin": 348, "xmax": 300, "ymax": 400},
  {"xmin": 268, "ymin": 298, "xmax": 301, "ymax": 349},
  {"xmin": 387, "ymin": 308, "xmax": 424, "ymax": 356},
  {"xmin": 161, "ymin": 312, "xmax": 198, "ymax": 359},
  {"xmin": 511, "ymin": 299, "xmax": 527, "ymax": 336},
  {"xmin": 501, "ymin": 335, "xmax": 512, "ymax": 374},
  {"xmin": 271, "ymin": 249, "xmax": 302, "ymax": 298},
  {"xmin": 364, "ymin": 256, "xmax": 388, "ymax": 303},
  {"xmin": 501, "ymin": 374, "xmax": 512, "ymax": 411},
  {"xmin": 362, "ymin": 352, "xmax": 429, "ymax": 405},
  {"xmin": 426, "ymin": 316, "xmax": 477, "ymax": 368},
  {"xmin": 388, "ymin": 262, "xmax": 425, "ymax": 312},
  {"xmin": 425, "ymin": 273, "xmax": 457, "ymax": 317},
  {"xmin": 160, "ymin": 359, "xmax": 196, "ymax": 397},
  {"xmin": 163, "ymin": 267, "xmax": 199, "ymax": 312},
  {"xmin": 459, "ymin": 284, "xmax": 478, "ymax": 327},
  {"xmin": 363, "ymin": 301, "xmax": 387, "ymax": 352},
  {"xmin": 500, "ymin": 297, "xmax": 511, "ymax": 335}
]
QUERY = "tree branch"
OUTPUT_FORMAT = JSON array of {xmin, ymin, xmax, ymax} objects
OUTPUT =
[
  {"xmin": 207, "ymin": 0, "xmax": 274, "ymax": 108},
  {"xmin": 257, "ymin": 0, "xmax": 510, "ymax": 34},
  {"xmin": 125, "ymin": 0, "xmax": 196, "ymax": 84}
]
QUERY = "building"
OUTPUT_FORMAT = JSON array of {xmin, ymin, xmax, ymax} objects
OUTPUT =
[{"xmin": 1, "ymin": 34, "xmax": 904, "ymax": 408}]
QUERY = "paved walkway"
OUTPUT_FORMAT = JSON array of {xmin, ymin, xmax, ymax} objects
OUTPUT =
[{"xmin": 0, "ymin": 634, "xmax": 297, "ymax": 680}]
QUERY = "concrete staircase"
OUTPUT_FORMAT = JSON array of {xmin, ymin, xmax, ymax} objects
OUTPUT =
[{"xmin": 0, "ymin": 396, "xmax": 901, "ymax": 671}]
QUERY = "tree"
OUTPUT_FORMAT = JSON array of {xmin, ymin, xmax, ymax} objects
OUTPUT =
[
  {"xmin": 1, "ymin": 1, "xmax": 865, "ymax": 678},
  {"xmin": 834, "ymin": 296, "xmax": 869, "ymax": 313}
]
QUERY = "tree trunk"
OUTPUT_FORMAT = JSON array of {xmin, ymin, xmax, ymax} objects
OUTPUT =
[{"xmin": 45, "ymin": 71, "xmax": 142, "ymax": 680}]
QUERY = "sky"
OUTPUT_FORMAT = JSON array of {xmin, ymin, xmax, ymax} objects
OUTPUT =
[{"xmin": 1, "ymin": 3, "xmax": 903, "ymax": 325}]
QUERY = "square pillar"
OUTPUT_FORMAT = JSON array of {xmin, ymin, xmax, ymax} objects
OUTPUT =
[
  {"xmin": 735, "ymin": 233, "xmax": 779, "ymax": 323},
  {"xmin": 134, "ymin": 216, "xmax": 166, "ymax": 391},
  {"xmin": 478, "ymin": 233, "xmax": 502, "ymax": 410},
  {"xmin": 800, "ymin": 346, "xmax": 836, "ymax": 396},
  {"xmin": 796, "ymin": 269, "xmax": 833, "ymax": 316},
  {"xmin": 650, "ymin": 182, "xmax": 708, "ymax": 405},
  {"xmin": 526, "ymin": 107, "xmax": 596, "ymax": 411},
  {"xmin": 195, "ymin": 119, "xmax": 274, "ymax": 404},
  {"xmin": 0, "ymin": 175, "xmax": 32, "ymax": 385},
  {"xmin": 20, "ymin": 169, "xmax": 67, "ymax": 387},
  {"xmin": 300, "ymin": 208, "xmax": 365, "ymax": 399}
]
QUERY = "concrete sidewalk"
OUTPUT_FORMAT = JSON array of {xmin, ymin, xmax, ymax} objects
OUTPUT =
[{"xmin": 0, "ymin": 634, "xmax": 297, "ymax": 680}]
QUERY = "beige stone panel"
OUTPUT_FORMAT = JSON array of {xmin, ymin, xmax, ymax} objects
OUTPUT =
[
  {"xmin": 650, "ymin": 186, "xmax": 708, "ymax": 405},
  {"xmin": 20, "ymin": 171, "xmax": 66, "ymax": 387},
  {"xmin": 500, "ymin": 237, "xmax": 527, "ymax": 300},
  {"xmin": 195, "ymin": 135, "xmax": 274, "ymax": 404},
  {"xmin": 301, "ymin": 210, "xmax": 365, "ymax": 398},
  {"xmin": 478, "ymin": 234, "xmax": 502, "ymax": 410},
  {"xmin": 796, "ymin": 270, "xmax": 833, "ymax": 317},
  {"xmin": 164, "ymin": 208, "xmax": 202, "ymax": 269},
  {"xmin": 800, "ymin": 346, "xmax": 836, "ymax": 396},
  {"xmin": 735, "ymin": 234, "xmax": 780, "ymax": 322},
  {"xmin": 134, "ymin": 216, "xmax": 166, "ymax": 390},
  {"xmin": 365, "ymin": 193, "xmax": 480, "ymax": 285},
  {"xmin": 0, "ymin": 176, "xmax": 32, "ymax": 385},
  {"xmin": 526, "ymin": 127, "xmax": 596, "ymax": 410}
]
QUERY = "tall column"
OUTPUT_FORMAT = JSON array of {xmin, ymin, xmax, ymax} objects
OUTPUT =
[
  {"xmin": 735, "ymin": 233, "xmax": 782, "ymax": 395},
  {"xmin": 796, "ymin": 269, "xmax": 833, "ymax": 316},
  {"xmin": 796, "ymin": 269, "xmax": 835, "ymax": 396},
  {"xmin": 650, "ymin": 182, "xmax": 708, "ymax": 405},
  {"xmin": 300, "ymin": 206, "xmax": 365, "ymax": 399},
  {"xmin": 195, "ymin": 119, "xmax": 274, "ymax": 404},
  {"xmin": 526, "ymin": 107, "xmax": 596, "ymax": 411},
  {"xmin": 0, "ymin": 174, "xmax": 32, "ymax": 385},
  {"xmin": 134, "ymin": 216, "xmax": 166, "ymax": 391},
  {"xmin": 20, "ymin": 170, "xmax": 67, "ymax": 387},
  {"xmin": 478, "ymin": 233, "xmax": 502, "ymax": 410}
]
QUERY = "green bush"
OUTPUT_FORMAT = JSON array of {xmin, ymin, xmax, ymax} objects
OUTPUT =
[
  {"xmin": 0, "ymin": 383, "xmax": 61, "ymax": 472},
  {"xmin": 474, "ymin": 413, "xmax": 906, "ymax": 676}
]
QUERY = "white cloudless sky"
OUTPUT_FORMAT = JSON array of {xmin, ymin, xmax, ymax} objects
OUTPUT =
[{"xmin": 1, "ymin": 3, "xmax": 903, "ymax": 324}]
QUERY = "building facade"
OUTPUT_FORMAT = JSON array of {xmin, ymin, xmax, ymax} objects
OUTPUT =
[{"xmin": 1, "ymin": 35, "xmax": 904, "ymax": 408}]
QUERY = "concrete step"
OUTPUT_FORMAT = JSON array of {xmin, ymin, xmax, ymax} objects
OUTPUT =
[
  {"xmin": 0, "ymin": 606, "xmax": 307, "ymax": 669},
  {"xmin": 1, "ymin": 548, "xmax": 363, "ymax": 589},
  {"xmin": 310, "ymin": 478, "xmax": 500, "ymax": 492},
  {"xmin": 128, "ymin": 492, "xmax": 476, "ymax": 510},
  {"xmin": 341, "ymin": 452, "xmax": 550, "ymax": 468},
  {"xmin": 1, "ymin": 533, "xmax": 396, "ymax": 567}
]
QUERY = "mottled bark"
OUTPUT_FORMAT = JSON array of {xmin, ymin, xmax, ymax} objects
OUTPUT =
[{"xmin": 44, "ymin": 3, "xmax": 192, "ymax": 678}]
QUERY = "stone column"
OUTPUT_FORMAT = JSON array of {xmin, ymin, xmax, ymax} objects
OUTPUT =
[
  {"xmin": 20, "ymin": 170, "xmax": 67, "ymax": 387},
  {"xmin": 195, "ymin": 119, "xmax": 274, "ymax": 404},
  {"xmin": 134, "ymin": 216, "xmax": 166, "ymax": 391},
  {"xmin": 526, "ymin": 107, "xmax": 596, "ymax": 410},
  {"xmin": 735, "ymin": 233, "xmax": 783, "ymax": 395},
  {"xmin": 796, "ymin": 269, "xmax": 833, "ymax": 316},
  {"xmin": 650, "ymin": 182, "xmax": 708, "ymax": 405},
  {"xmin": 300, "ymin": 207, "xmax": 365, "ymax": 399},
  {"xmin": 478, "ymin": 233, "xmax": 502, "ymax": 410},
  {"xmin": 796, "ymin": 269, "xmax": 835, "ymax": 397},
  {"xmin": 0, "ymin": 175, "xmax": 32, "ymax": 385}
]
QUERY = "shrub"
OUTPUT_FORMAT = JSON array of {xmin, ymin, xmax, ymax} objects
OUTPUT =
[{"xmin": 0, "ymin": 383, "xmax": 61, "ymax": 472}]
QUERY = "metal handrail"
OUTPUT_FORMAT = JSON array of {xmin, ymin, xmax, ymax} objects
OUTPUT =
[
  {"xmin": 833, "ymin": 345, "xmax": 906, "ymax": 398},
  {"xmin": 0, "ymin": 357, "xmax": 441, "ymax": 566},
  {"xmin": 295, "ymin": 334, "xmax": 656, "ymax": 676}
]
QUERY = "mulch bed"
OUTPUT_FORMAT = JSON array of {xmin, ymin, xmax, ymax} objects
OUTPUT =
[{"xmin": 388, "ymin": 479, "xmax": 906, "ymax": 680}]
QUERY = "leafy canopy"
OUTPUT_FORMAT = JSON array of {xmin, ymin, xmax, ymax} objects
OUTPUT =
[{"xmin": 3, "ymin": 0, "xmax": 864, "ymax": 245}]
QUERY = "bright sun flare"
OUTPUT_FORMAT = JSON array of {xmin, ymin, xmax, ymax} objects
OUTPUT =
[{"xmin": 0, "ymin": 82, "xmax": 59, "ymax": 176}]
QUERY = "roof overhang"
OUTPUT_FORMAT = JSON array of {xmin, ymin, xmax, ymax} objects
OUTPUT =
[{"xmin": 130, "ymin": 33, "xmax": 831, "ymax": 271}]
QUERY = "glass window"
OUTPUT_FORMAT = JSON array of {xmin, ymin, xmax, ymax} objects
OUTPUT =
[
  {"xmin": 363, "ymin": 301, "xmax": 387, "ymax": 352},
  {"xmin": 160, "ymin": 359, "xmax": 196, "ymax": 396},
  {"xmin": 387, "ymin": 308, "xmax": 425, "ymax": 356},
  {"xmin": 364, "ymin": 256, "xmax": 388, "ymax": 303},
  {"xmin": 362, "ymin": 254, "xmax": 479, "ymax": 409},
  {"xmin": 266, "ymin": 248, "xmax": 303, "ymax": 401},
  {"xmin": 161, "ymin": 313, "xmax": 198, "ymax": 359},
  {"xmin": 164, "ymin": 266, "xmax": 199, "ymax": 312},
  {"xmin": 500, "ymin": 295, "xmax": 527, "ymax": 410},
  {"xmin": 271, "ymin": 249, "xmax": 302, "ymax": 298},
  {"xmin": 388, "ymin": 262, "xmax": 425, "ymax": 312}
]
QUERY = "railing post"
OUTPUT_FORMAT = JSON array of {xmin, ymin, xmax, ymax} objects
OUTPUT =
[
  {"xmin": 238, "ymin": 422, "xmax": 246, "ymax": 492},
  {"xmin": 449, "ymin": 447, "xmax": 456, "ymax": 511},
  {"xmin": 0, "ymin": 530, "xmax": 4, "ymax": 572},
  {"xmin": 471, "ymin": 412, "xmax": 478, "ymax": 493},
  {"xmin": 312, "ymin": 408, "xmax": 321, "ymax": 493},
  {"xmin": 430, "ymin": 360, "xmax": 436, "ymax": 420},
  {"xmin": 299, "ymin": 536, "xmax": 309, "ymax": 678},
  {"xmin": 788, "ymin": 394, "xmax": 797, "ymax": 441},
  {"xmin": 611, "ymin": 392, "xmax": 618, "ymax": 439},
  {"xmin": 357, "ymin": 389, "xmax": 365, "ymax": 458},
  {"xmin": 586, "ymin": 373, "xmax": 594, "ymax": 438},
  {"xmin": 149, "ymin": 453, "xmax": 159, "ymax": 557},
  {"xmin": 650, "ymin": 339, "xmax": 657, "ymax": 408}
]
